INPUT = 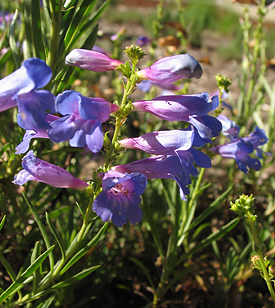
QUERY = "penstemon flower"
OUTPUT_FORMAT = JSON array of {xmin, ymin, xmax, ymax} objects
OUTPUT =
[
  {"xmin": 133, "ymin": 92, "xmax": 222, "ymax": 140},
  {"xmin": 0, "ymin": 58, "xmax": 55, "ymax": 129},
  {"xmin": 13, "ymin": 151, "xmax": 88, "ymax": 190},
  {"xmin": 93, "ymin": 170, "xmax": 147, "ymax": 227},
  {"xmin": 65, "ymin": 49, "xmax": 123, "ymax": 72},
  {"xmin": 47, "ymin": 90, "xmax": 119, "ymax": 153},
  {"xmin": 136, "ymin": 54, "xmax": 203, "ymax": 84},
  {"xmin": 113, "ymin": 148, "xmax": 211, "ymax": 200},
  {"xmin": 15, "ymin": 114, "xmax": 60, "ymax": 154},
  {"xmin": 210, "ymin": 126, "xmax": 269, "ymax": 173}
]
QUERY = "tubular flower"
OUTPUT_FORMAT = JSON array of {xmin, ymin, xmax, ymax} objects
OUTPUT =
[
  {"xmin": 119, "ymin": 127, "xmax": 211, "ymax": 164},
  {"xmin": 136, "ymin": 54, "xmax": 202, "ymax": 84},
  {"xmin": 133, "ymin": 92, "xmax": 221, "ymax": 140},
  {"xmin": 136, "ymin": 35, "xmax": 151, "ymax": 47},
  {"xmin": 137, "ymin": 80, "xmax": 180, "ymax": 93},
  {"xmin": 113, "ymin": 149, "xmax": 211, "ymax": 200},
  {"xmin": 15, "ymin": 114, "xmax": 60, "ymax": 154},
  {"xmin": 47, "ymin": 90, "xmax": 119, "ymax": 153},
  {"xmin": 0, "ymin": 58, "xmax": 53, "ymax": 120},
  {"xmin": 16, "ymin": 90, "xmax": 56, "ymax": 130},
  {"xmin": 210, "ymin": 126, "xmax": 269, "ymax": 174},
  {"xmin": 93, "ymin": 171, "xmax": 147, "ymax": 227},
  {"xmin": 13, "ymin": 151, "xmax": 89, "ymax": 190},
  {"xmin": 217, "ymin": 114, "xmax": 240, "ymax": 140},
  {"xmin": 65, "ymin": 49, "xmax": 123, "ymax": 72},
  {"xmin": 119, "ymin": 127, "xmax": 194, "ymax": 156}
]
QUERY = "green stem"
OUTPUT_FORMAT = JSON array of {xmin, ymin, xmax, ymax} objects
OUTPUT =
[
  {"xmin": 104, "ymin": 75, "xmax": 137, "ymax": 170},
  {"xmin": 15, "ymin": 197, "xmax": 96, "ymax": 306},
  {"xmin": 246, "ymin": 214, "xmax": 275, "ymax": 303}
]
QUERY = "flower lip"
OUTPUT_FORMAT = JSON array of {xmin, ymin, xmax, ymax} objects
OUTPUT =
[{"xmin": 93, "ymin": 171, "xmax": 147, "ymax": 227}]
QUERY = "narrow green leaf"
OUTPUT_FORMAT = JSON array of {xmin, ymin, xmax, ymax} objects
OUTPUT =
[
  {"xmin": 64, "ymin": 0, "xmax": 96, "ymax": 51},
  {"xmin": 0, "ymin": 143, "xmax": 11, "ymax": 157},
  {"xmin": 188, "ymin": 185, "xmax": 233, "ymax": 232},
  {"xmin": 23, "ymin": 192, "xmax": 54, "ymax": 272},
  {"xmin": 23, "ymin": 1, "xmax": 33, "ymax": 58},
  {"xmin": 0, "ymin": 215, "xmax": 6, "ymax": 232},
  {"xmin": 0, "ymin": 251, "xmax": 17, "ymax": 282},
  {"xmin": 51, "ymin": 266, "xmax": 100, "ymax": 289},
  {"xmin": 30, "ymin": 0, "xmax": 45, "ymax": 59},
  {"xmin": 164, "ymin": 268, "xmax": 192, "ymax": 294},
  {"xmin": 80, "ymin": 0, "xmax": 110, "ymax": 34},
  {"xmin": 60, "ymin": 222, "xmax": 108, "ymax": 275},
  {"xmin": 0, "ymin": 245, "xmax": 55, "ymax": 304},
  {"xmin": 129, "ymin": 257, "xmax": 155, "ymax": 292},
  {"xmin": 142, "ymin": 196, "xmax": 164, "ymax": 258},
  {"xmin": 9, "ymin": 9, "xmax": 20, "ymax": 68},
  {"xmin": 31, "ymin": 242, "xmax": 41, "ymax": 295},
  {"xmin": 177, "ymin": 218, "xmax": 240, "ymax": 265},
  {"xmin": 81, "ymin": 23, "xmax": 98, "ymax": 50},
  {"xmin": 37, "ymin": 295, "xmax": 55, "ymax": 308},
  {"xmin": 46, "ymin": 213, "xmax": 66, "ymax": 261}
]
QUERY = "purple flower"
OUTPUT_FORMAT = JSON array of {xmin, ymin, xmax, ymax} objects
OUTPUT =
[
  {"xmin": 119, "ymin": 127, "xmax": 211, "ymax": 167},
  {"xmin": 132, "ymin": 92, "xmax": 221, "ymax": 140},
  {"xmin": 119, "ymin": 127, "xmax": 195, "ymax": 155},
  {"xmin": 113, "ymin": 149, "xmax": 211, "ymax": 200},
  {"xmin": 133, "ymin": 92, "xmax": 219, "ymax": 121},
  {"xmin": 65, "ymin": 49, "xmax": 123, "ymax": 72},
  {"xmin": 136, "ymin": 36, "xmax": 151, "ymax": 47},
  {"xmin": 92, "ymin": 45, "xmax": 110, "ymax": 56},
  {"xmin": 136, "ymin": 54, "xmax": 202, "ymax": 84},
  {"xmin": 137, "ymin": 80, "xmax": 180, "ymax": 93},
  {"xmin": 93, "ymin": 170, "xmax": 147, "ymax": 227},
  {"xmin": 0, "ymin": 58, "xmax": 52, "ymax": 113},
  {"xmin": 15, "ymin": 114, "xmax": 60, "ymax": 154},
  {"xmin": 217, "ymin": 114, "xmax": 240, "ymax": 140},
  {"xmin": 16, "ymin": 90, "xmax": 56, "ymax": 130},
  {"xmin": 210, "ymin": 127, "xmax": 269, "ymax": 174},
  {"xmin": 13, "ymin": 151, "xmax": 89, "ymax": 190},
  {"xmin": 47, "ymin": 91, "xmax": 119, "ymax": 153}
]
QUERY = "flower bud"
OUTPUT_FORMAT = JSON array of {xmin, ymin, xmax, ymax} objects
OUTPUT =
[
  {"xmin": 65, "ymin": 49, "xmax": 123, "ymax": 72},
  {"xmin": 136, "ymin": 54, "xmax": 202, "ymax": 84}
]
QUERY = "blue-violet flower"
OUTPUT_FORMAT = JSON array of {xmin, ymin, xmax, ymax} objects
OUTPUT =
[
  {"xmin": 13, "ymin": 151, "xmax": 89, "ymax": 190},
  {"xmin": 113, "ymin": 148, "xmax": 211, "ymax": 200},
  {"xmin": 136, "ymin": 54, "xmax": 202, "ymax": 84},
  {"xmin": 93, "ymin": 170, "xmax": 147, "ymax": 227},
  {"xmin": 0, "ymin": 58, "xmax": 53, "ymax": 116},
  {"xmin": 47, "ymin": 90, "xmax": 119, "ymax": 153}
]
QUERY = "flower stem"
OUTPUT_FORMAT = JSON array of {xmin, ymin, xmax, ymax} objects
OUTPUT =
[
  {"xmin": 14, "ymin": 197, "xmax": 99, "ymax": 306},
  {"xmin": 246, "ymin": 213, "xmax": 275, "ymax": 303}
]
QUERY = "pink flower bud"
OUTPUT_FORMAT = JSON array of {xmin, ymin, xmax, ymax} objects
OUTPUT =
[
  {"xmin": 65, "ymin": 49, "xmax": 123, "ymax": 72},
  {"xmin": 136, "ymin": 54, "xmax": 202, "ymax": 84}
]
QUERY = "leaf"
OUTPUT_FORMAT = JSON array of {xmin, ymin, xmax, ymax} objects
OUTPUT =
[
  {"xmin": 0, "ymin": 245, "xmax": 55, "ymax": 304},
  {"xmin": 0, "ymin": 215, "xmax": 6, "ymax": 232},
  {"xmin": 129, "ymin": 257, "xmax": 155, "ymax": 292},
  {"xmin": 0, "ymin": 251, "xmax": 17, "ymax": 282},
  {"xmin": 64, "ymin": 0, "xmax": 96, "ymax": 51},
  {"xmin": 9, "ymin": 9, "xmax": 20, "ymax": 68},
  {"xmin": 177, "ymin": 218, "xmax": 240, "ymax": 265},
  {"xmin": 30, "ymin": 0, "xmax": 45, "ymax": 59},
  {"xmin": 46, "ymin": 213, "xmax": 66, "ymax": 261},
  {"xmin": 188, "ymin": 186, "xmax": 233, "ymax": 233},
  {"xmin": 23, "ymin": 192, "xmax": 55, "ymax": 272},
  {"xmin": 51, "ymin": 266, "xmax": 100, "ymax": 289},
  {"xmin": 60, "ymin": 222, "xmax": 108, "ymax": 275},
  {"xmin": 31, "ymin": 242, "xmax": 41, "ymax": 295}
]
